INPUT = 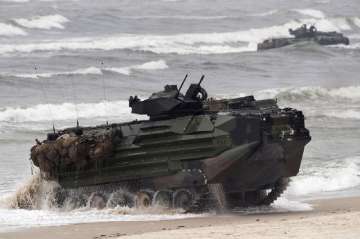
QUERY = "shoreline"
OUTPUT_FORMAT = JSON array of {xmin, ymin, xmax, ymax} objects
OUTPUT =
[{"xmin": 1, "ymin": 196, "xmax": 360, "ymax": 239}]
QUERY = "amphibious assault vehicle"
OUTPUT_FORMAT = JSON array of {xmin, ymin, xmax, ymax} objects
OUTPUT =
[
  {"xmin": 258, "ymin": 24, "xmax": 349, "ymax": 50},
  {"xmin": 29, "ymin": 76, "xmax": 311, "ymax": 211}
]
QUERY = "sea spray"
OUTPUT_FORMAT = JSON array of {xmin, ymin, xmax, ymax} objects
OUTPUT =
[
  {"xmin": 0, "ymin": 174, "xmax": 60, "ymax": 210},
  {"xmin": 0, "ymin": 174, "xmax": 192, "ymax": 215}
]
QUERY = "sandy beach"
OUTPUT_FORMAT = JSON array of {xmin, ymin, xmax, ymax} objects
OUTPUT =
[{"xmin": 1, "ymin": 196, "xmax": 359, "ymax": 239}]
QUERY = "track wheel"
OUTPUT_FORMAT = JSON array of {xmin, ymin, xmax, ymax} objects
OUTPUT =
[
  {"xmin": 135, "ymin": 190, "xmax": 153, "ymax": 208},
  {"xmin": 107, "ymin": 190, "xmax": 135, "ymax": 208},
  {"xmin": 172, "ymin": 189, "xmax": 193, "ymax": 211},
  {"xmin": 259, "ymin": 177, "xmax": 289, "ymax": 206},
  {"xmin": 88, "ymin": 192, "xmax": 106, "ymax": 209},
  {"xmin": 65, "ymin": 193, "xmax": 87, "ymax": 210},
  {"xmin": 152, "ymin": 190, "xmax": 172, "ymax": 208}
]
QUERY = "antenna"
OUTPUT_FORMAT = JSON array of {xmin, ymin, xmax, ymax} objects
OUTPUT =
[
  {"xmin": 100, "ymin": 60, "xmax": 107, "ymax": 102},
  {"xmin": 100, "ymin": 60, "xmax": 109, "ymax": 124},
  {"xmin": 69, "ymin": 66, "xmax": 79, "ymax": 127},
  {"xmin": 178, "ymin": 74, "xmax": 188, "ymax": 95}
]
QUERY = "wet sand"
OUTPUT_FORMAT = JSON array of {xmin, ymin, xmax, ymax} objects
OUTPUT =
[{"xmin": 1, "ymin": 196, "xmax": 360, "ymax": 239}]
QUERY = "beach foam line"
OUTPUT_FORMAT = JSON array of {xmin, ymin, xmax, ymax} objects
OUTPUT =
[{"xmin": 13, "ymin": 14, "xmax": 69, "ymax": 30}]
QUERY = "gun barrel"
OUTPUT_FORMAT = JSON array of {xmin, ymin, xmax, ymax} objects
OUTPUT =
[{"xmin": 198, "ymin": 75, "xmax": 205, "ymax": 85}]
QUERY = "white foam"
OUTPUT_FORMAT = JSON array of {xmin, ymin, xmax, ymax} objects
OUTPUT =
[
  {"xmin": 15, "ymin": 66, "xmax": 102, "ymax": 79},
  {"xmin": 293, "ymin": 8, "xmax": 326, "ymax": 19},
  {"xmin": 0, "ymin": 100, "xmax": 140, "ymax": 122},
  {"xmin": 352, "ymin": 17, "xmax": 360, "ymax": 28},
  {"xmin": 234, "ymin": 197, "xmax": 312, "ymax": 215},
  {"xmin": 13, "ymin": 14, "xmax": 69, "ymax": 30},
  {"xmin": 0, "ymin": 22, "xmax": 27, "ymax": 36},
  {"xmin": 272, "ymin": 197, "xmax": 313, "ymax": 211},
  {"xmin": 105, "ymin": 60, "xmax": 168, "ymax": 75},
  {"xmin": 286, "ymin": 158, "xmax": 360, "ymax": 196},
  {"xmin": 0, "ymin": 208, "xmax": 201, "ymax": 232}
]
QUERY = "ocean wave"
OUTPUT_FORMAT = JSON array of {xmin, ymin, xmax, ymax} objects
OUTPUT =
[
  {"xmin": 248, "ymin": 9, "xmax": 278, "ymax": 17},
  {"xmin": 0, "ymin": 22, "xmax": 27, "ymax": 36},
  {"xmin": 293, "ymin": 8, "xmax": 326, "ymax": 19},
  {"xmin": 104, "ymin": 60, "xmax": 168, "ymax": 75},
  {"xmin": 0, "ymin": 100, "xmax": 142, "ymax": 122},
  {"xmin": 0, "ymin": 0, "xmax": 29, "ymax": 2},
  {"xmin": 349, "ymin": 34, "xmax": 360, "ymax": 39},
  {"xmin": 255, "ymin": 85, "xmax": 360, "ymax": 102},
  {"xmin": 8, "ymin": 60, "xmax": 168, "ymax": 79},
  {"xmin": 13, "ymin": 14, "xmax": 69, "ymax": 30},
  {"xmin": 1, "ymin": 85, "xmax": 359, "ymax": 123},
  {"xmin": 353, "ymin": 17, "xmax": 360, "ymax": 28},
  {"xmin": 330, "ymin": 42, "xmax": 360, "ymax": 49},
  {"xmin": 0, "ymin": 17, "xmax": 351, "ymax": 55},
  {"xmin": 286, "ymin": 157, "xmax": 360, "ymax": 196},
  {"xmin": 118, "ymin": 15, "xmax": 230, "ymax": 20},
  {"xmin": 14, "ymin": 67, "xmax": 102, "ymax": 79},
  {"xmin": 322, "ymin": 109, "xmax": 360, "ymax": 119}
]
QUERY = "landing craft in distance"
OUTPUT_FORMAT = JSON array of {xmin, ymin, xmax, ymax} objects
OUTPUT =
[
  {"xmin": 257, "ymin": 24, "xmax": 350, "ymax": 50},
  {"xmin": 29, "ymin": 75, "xmax": 311, "ymax": 212}
]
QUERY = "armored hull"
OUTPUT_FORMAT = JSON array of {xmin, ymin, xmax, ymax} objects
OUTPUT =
[
  {"xmin": 258, "ymin": 26, "xmax": 350, "ymax": 50},
  {"xmin": 29, "ymin": 78, "xmax": 311, "ymax": 211}
]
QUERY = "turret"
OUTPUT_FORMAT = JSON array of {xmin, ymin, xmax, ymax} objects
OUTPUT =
[
  {"xmin": 129, "ymin": 75, "xmax": 208, "ymax": 119},
  {"xmin": 289, "ymin": 24, "xmax": 317, "ymax": 38}
]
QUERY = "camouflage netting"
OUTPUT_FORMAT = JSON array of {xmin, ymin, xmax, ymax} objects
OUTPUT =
[{"xmin": 30, "ymin": 130, "xmax": 113, "ymax": 179}]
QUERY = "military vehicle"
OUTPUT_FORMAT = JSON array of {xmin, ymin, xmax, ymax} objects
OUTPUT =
[
  {"xmin": 29, "ymin": 75, "xmax": 311, "ymax": 212},
  {"xmin": 258, "ymin": 24, "xmax": 350, "ymax": 50}
]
